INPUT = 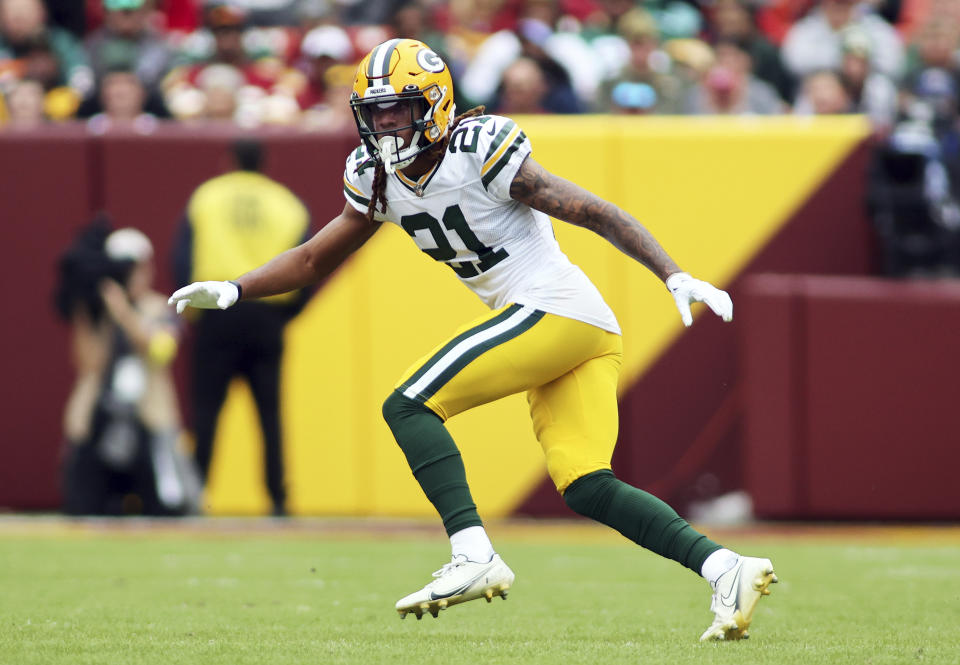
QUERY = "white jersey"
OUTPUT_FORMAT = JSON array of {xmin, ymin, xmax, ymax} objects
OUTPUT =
[{"xmin": 342, "ymin": 114, "xmax": 621, "ymax": 335}]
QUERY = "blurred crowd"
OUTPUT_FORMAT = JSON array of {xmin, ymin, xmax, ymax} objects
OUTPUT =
[
  {"xmin": 7, "ymin": 0, "xmax": 960, "ymax": 277},
  {"xmin": 0, "ymin": 0, "xmax": 958, "ymax": 132}
]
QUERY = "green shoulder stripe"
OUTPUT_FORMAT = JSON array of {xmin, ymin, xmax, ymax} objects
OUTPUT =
[
  {"xmin": 483, "ymin": 120, "xmax": 517, "ymax": 164},
  {"xmin": 343, "ymin": 184, "xmax": 370, "ymax": 207},
  {"xmin": 481, "ymin": 131, "xmax": 527, "ymax": 189}
]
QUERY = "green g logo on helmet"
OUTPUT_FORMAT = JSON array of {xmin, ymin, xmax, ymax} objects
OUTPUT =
[{"xmin": 416, "ymin": 48, "xmax": 445, "ymax": 74}]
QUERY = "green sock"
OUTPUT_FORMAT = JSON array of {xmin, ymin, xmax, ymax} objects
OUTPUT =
[
  {"xmin": 563, "ymin": 469, "xmax": 721, "ymax": 574},
  {"xmin": 382, "ymin": 391, "xmax": 482, "ymax": 536}
]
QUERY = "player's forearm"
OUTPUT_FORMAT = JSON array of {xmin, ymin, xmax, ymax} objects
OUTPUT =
[
  {"xmin": 510, "ymin": 159, "xmax": 681, "ymax": 281},
  {"xmin": 233, "ymin": 244, "xmax": 321, "ymax": 301},
  {"xmin": 234, "ymin": 211, "xmax": 380, "ymax": 301}
]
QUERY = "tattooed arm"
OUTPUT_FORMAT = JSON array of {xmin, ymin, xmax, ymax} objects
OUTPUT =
[{"xmin": 509, "ymin": 155, "xmax": 681, "ymax": 281}]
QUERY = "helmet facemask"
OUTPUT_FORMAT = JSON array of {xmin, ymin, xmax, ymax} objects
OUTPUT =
[{"xmin": 350, "ymin": 83, "xmax": 448, "ymax": 174}]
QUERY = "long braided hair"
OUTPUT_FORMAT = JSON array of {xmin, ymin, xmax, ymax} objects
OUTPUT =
[{"xmin": 365, "ymin": 105, "xmax": 486, "ymax": 222}]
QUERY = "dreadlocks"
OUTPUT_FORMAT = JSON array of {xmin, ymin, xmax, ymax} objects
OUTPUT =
[{"xmin": 365, "ymin": 106, "xmax": 486, "ymax": 223}]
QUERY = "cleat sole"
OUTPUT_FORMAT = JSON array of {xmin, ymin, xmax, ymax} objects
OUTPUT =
[
  {"xmin": 729, "ymin": 566, "xmax": 778, "ymax": 640},
  {"xmin": 396, "ymin": 581, "xmax": 513, "ymax": 620}
]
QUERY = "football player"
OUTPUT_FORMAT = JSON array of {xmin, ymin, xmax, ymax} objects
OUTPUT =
[{"xmin": 170, "ymin": 39, "xmax": 777, "ymax": 641}]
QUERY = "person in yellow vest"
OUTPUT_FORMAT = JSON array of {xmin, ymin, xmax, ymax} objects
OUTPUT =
[{"xmin": 172, "ymin": 138, "xmax": 310, "ymax": 516}]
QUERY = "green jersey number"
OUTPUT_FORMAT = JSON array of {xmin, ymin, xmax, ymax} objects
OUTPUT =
[
  {"xmin": 401, "ymin": 205, "xmax": 509, "ymax": 278},
  {"xmin": 448, "ymin": 125, "xmax": 482, "ymax": 154}
]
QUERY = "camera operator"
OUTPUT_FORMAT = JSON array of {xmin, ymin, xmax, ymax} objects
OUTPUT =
[{"xmin": 56, "ymin": 219, "xmax": 200, "ymax": 515}]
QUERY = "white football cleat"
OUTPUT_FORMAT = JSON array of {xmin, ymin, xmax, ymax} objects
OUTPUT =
[
  {"xmin": 396, "ymin": 553, "xmax": 514, "ymax": 620},
  {"xmin": 700, "ymin": 556, "xmax": 778, "ymax": 641}
]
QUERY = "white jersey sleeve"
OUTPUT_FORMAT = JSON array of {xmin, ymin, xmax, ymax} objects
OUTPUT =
[{"xmin": 464, "ymin": 115, "xmax": 531, "ymax": 202}]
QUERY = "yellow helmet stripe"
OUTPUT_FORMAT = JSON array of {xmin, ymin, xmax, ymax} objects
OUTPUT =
[{"xmin": 367, "ymin": 38, "xmax": 401, "ymax": 86}]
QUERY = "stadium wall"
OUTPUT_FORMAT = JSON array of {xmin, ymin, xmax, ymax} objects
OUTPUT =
[
  {"xmin": 8, "ymin": 116, "xmax": 940, "ymax": 521},
  {"xmin": 740, "ymin": 274, "xmax": 960, "ymax": 520}
]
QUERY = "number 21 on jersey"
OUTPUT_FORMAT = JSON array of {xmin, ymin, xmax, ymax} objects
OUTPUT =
[{"xmin": 400, "ymin": 204, "xmax": 509, "ymax": 279}]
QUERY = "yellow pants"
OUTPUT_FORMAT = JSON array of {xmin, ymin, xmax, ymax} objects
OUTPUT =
[{"xmin": 394, "ymin": 303, "xmax": 623, "ymax": 493}]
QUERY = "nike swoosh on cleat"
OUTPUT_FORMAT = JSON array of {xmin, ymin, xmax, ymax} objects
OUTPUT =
[
  {"xmin": 428, "ymin": 569, "xmax": 491, "ymax": 601},
  {"xmin": 719, "ymin": 567, "xmax": 741, "ymax": 608}
]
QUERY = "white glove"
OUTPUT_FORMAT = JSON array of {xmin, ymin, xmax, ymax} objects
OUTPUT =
[
  {"xmin": 665, "ymin": 272, "xmax": 733, "ymax": 327},
  {"xmin": 168, "ymin": 281, "xmax": 239, "ymax": 314}
]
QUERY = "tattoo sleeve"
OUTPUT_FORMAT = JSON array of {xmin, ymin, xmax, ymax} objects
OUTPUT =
[{"xmin": 509, "ymin": 156, "xmax": 681, "ymax": 281}]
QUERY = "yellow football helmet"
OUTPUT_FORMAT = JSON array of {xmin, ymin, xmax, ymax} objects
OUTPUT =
[{"xmin": 350, "ymin": 39, "xmax": 455, "ymax": 173}]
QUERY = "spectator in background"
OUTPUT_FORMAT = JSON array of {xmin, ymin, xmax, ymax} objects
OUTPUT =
[
  {"xmin": 389, "ymin": 0, "xmax": 463, "ymax": 108},
  {"xmin": 163, "ymin": 3, "xmax": 300, "ymax": 125},
  {"xmin": 663, "ymin": 35, "xmax": 716, "ymax": 90},
  {"xmin": 752, "ymin": 0, "xmax": 817, "ymax": 46},
  {"xmin": 706, "ymin": 0, "xmax": 793, "ymax": 104},
  {"xmin": 581, "ymin": 0, "xmax": 651, "ymax": 38},
  {"xmin": 56, "ymin": 220, "xmax": 199, "ymax": 516},
  {"xmin": 294, "ymin": 23, "xmax": 353, "ymax": 111},
  {"xmin": 595, "ymin": 8, "xmax": 683, "ymax": 114},
  {"xmin": 172, "ymin": 139, "xmax": 311, "ymax": 517},
  {"xmin": 300, "ymin": 62, "xmax": 355, "ymax": 130},
  {"xmin": 86, "ymin": 67, "xmax": 158, "ymax": 134},
  {"xmin": 296, "ymin": 0, "xmax": 338, "ymax": 33},
  {"xmin": 493, "ymin": 56, "xmax": 550, "ymax": 114},
  {"xmin": 0, "ymin": 75, "xmax": 45, "ymax": 127},
  {"xmin": 837, "ymin": 27, "xmax": 898, "ymax": 129},
  {"xmin": 459, "ymin": 0, "xmax": 597, "ymax": 112},
  {"xmin": 435, "ymin": 0, "xmax": 509, "ymax": 81},
  {"xmin": 869, "ymin": 66, "xmax": 960, "ymax": 276},
  {"xmin": 0, "ymin": 0, "xmax": 93, "ymax": 102},
  {"xmin": 0, "ymin": 32, "xmax": 85, "ymax": 120},
  {"xmin": 903, "ymin": 18, "xmax": 960, "ymax": 86},
  {"xmin": 903, "ymin": 66, "xmax": 960, "ymax": 190},
  {"xmin": 683, "ymin": 38, "xmax": 785, "ymax": 115},
  {"xmin": 781, "ymin": 0, "xmax": 905, "ymax": 83},
  {"xmin": 391, "ymin": 0, "xmax": 448, "ymax": 50},
  {"xmin": 795, "ymin": 69, "xmax": 854, "ymax": 114},
  {"xmin": 84, "ymin": 0, "xmax": 173, "ymax": 103}
]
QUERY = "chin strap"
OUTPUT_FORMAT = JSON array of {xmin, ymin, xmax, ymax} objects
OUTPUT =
[
  {"xmin": 378, "ymin": 135, "xmax": 402, "ymax": 174},
  {"xmin": 377, "ymin": 132, "xmax": 423, "ymax": 174}
]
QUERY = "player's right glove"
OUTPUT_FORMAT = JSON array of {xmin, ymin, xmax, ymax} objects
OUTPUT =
[
  {"xmin": 168, "ymin": 281, "xmax": 239, "ymax": 314},
  {"xmin": 665, "ymin": 272, "xmax": 733, "ymax": 327}
]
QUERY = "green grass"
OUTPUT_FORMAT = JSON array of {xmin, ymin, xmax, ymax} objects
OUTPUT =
[{"xmin": 1, "ymin": 520, "xmax": 959, "ymax": 665}]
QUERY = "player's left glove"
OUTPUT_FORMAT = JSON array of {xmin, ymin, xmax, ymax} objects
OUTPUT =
[
  {"xmin": 665, "ymin": 272, "xmax": 733, "ymax": 327},
  {"xmin": 168, "ymin": 281, "xmax": 239, "ymax": 314}
]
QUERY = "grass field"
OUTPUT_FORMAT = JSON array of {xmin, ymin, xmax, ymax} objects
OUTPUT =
[{"xmin": 1, "ymin": 518, "xmax": 958, "ymax": 665}]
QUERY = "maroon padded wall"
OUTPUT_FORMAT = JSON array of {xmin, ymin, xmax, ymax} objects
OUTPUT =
[
  {"xmin": 0, "ymin": 127, "xmax": 93, "ymax": 508},
  {"xmin": 0, "ymin": 126, "xmax": 355, "ymax": 510},
  {"xmin": 740, "ymin": 275, "xmax": 960, "ymax": 520}
]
